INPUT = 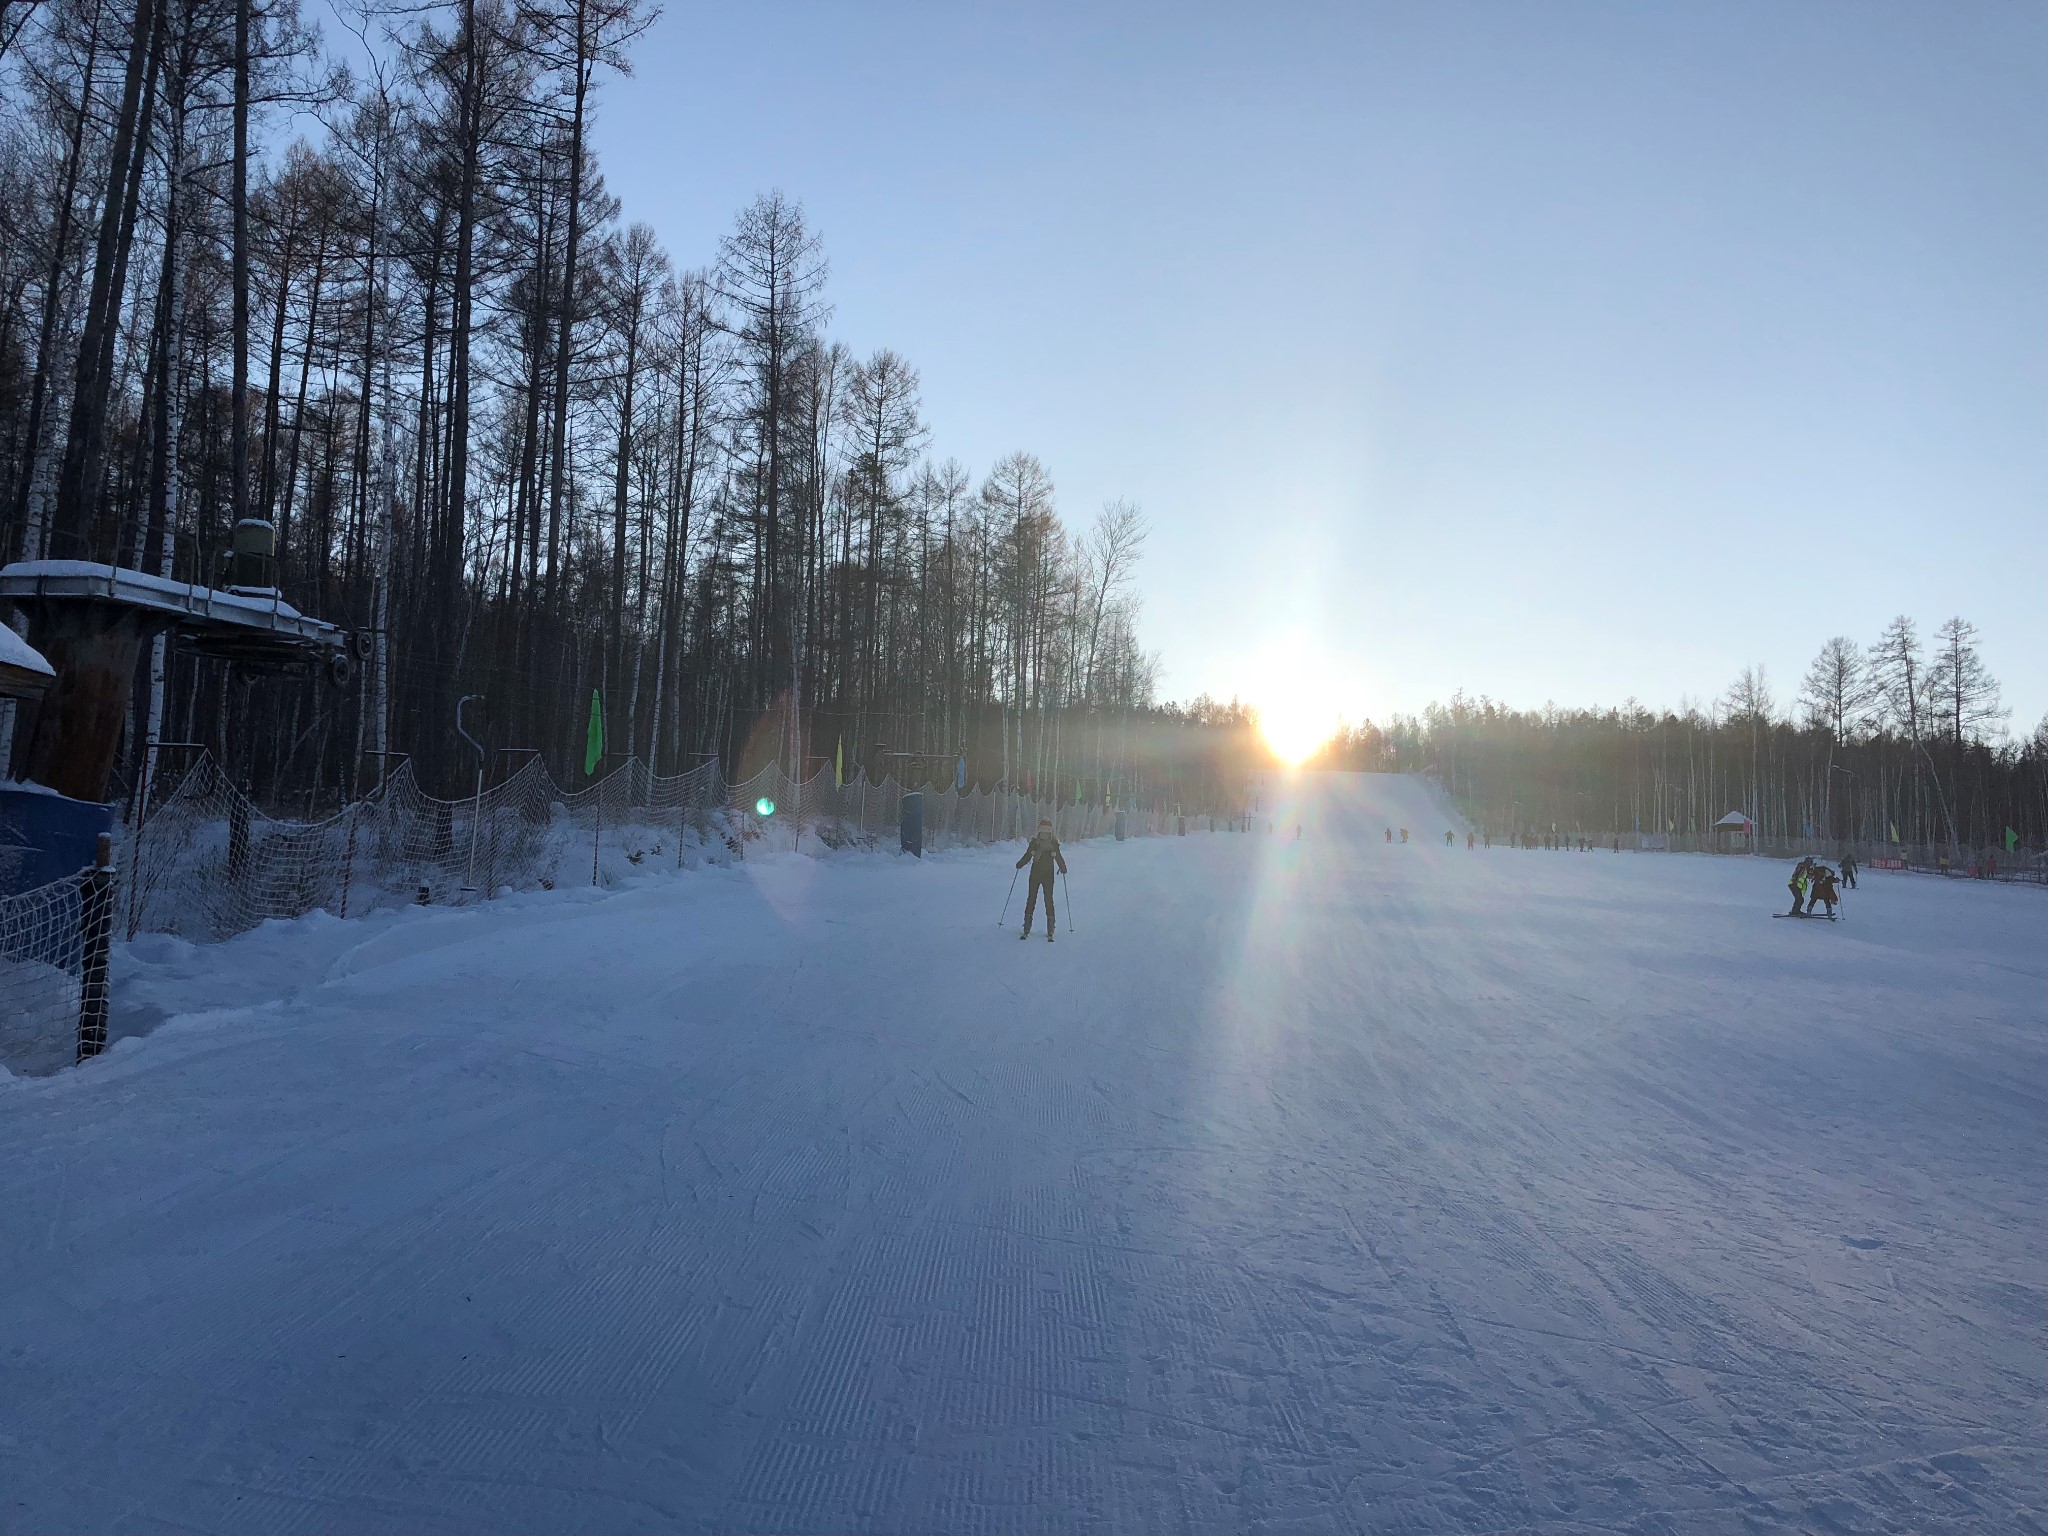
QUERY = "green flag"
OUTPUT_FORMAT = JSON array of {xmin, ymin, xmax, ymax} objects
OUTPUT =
[
  {"xmin": 1890, "ymin": 822, "xmax": 1899, "ymax": 844},
  {"xmin": 2006, "ymin": 826, "xmax": 2020, "ymax": 853},
  {"xmin": 584, "ymin": 690, "xmax": 604, "ymax": 776}
]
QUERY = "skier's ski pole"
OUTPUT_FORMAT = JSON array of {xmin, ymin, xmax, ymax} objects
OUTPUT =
[
  {"xmin": 999, "ymin": 866, "xmax": 1020, "ymax": 926},
  {"xmin": 1061, "ymin": 869, "xmax": 1075, "ymax": 934}
]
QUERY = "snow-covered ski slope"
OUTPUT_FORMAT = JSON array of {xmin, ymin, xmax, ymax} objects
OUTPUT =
[
  {"xmin": 1257, "ymin": 767, "xmax": 1469, "ymax": 839},
  {"xmin": 5, "ymin": 771, "xmax": 2045, "ymax": 1534}
]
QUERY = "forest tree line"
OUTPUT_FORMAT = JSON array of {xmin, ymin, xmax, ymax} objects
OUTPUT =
[
  {"xmin": 0, "ymin": 0, "xmax": 1206, "ymax": 815},
  {"xmin": 1314, "ymin": 617, "xmax": 2048, "ymax": 854}
]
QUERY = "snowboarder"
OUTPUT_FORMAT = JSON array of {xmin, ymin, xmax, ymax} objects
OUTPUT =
[{"xmin": 1016, "ymin": 818, "xmax": 1067, "ymax": 941}]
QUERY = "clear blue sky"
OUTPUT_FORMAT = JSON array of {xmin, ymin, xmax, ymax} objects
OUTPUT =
[{"xmin": 595, "ymin": 1, "xmax": 2048, "ymax": 734}]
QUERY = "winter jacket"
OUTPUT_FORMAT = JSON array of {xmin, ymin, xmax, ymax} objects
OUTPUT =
[{"xmin": 1017, "ymin": 831, "xmax": 1068, "ymax": 880}]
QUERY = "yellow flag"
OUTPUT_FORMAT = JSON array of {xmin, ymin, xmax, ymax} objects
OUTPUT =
[{"xmin": 834, "ymin": 738, "xmax": 843, "ymax": 788}]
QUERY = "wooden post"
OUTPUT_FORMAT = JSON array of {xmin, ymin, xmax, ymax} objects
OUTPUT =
[
  {"xmin": 76, "ymin": 833, "xmax": 116, "ymax": 1061},
  {"xmin": 125, "ymin": 790, "xmax": 149, "ymax": 941},
  {"xmin": 338, "ymin": 802, "xmax": 359, "ymax": 919},
  {"xmin": 227, "ymin": 791, "xmax": 251, "ymax": 876}
]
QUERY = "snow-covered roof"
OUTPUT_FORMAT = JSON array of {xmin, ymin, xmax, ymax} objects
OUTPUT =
[
  {"xmin": 1714, "ymin": 810, "xmax": 1753, "ymax": 827},
  {"xmin": 0, "ymin": 622, "xmax": 54, "ymax": 678},
  {"xmin": 0, "ymin": 559, "xmax": 308, "ymax": 621},
  {"xmin": 0, "ymin": 559, "xmax": 343, "ymax": 662},
  {"xmin": 0, "ymin": 620, "xmax": 55, "ymax": 697}
]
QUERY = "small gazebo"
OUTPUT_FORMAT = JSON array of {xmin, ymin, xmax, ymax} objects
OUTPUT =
[{"xmin": 1714, "ymin": 810, "xmax": 1754, "ymax": 852}]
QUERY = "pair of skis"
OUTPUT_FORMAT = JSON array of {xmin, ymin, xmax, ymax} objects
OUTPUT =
[{"xmin": 1773, "ymin": 911, "xmax": 1841, "ymax": 922}]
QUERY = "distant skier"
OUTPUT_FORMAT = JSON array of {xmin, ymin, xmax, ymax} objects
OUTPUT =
[
  {"xmin": 1840, "ymin": 852, "xmax": 1858, "ymax": 889},
  {"xmin": 1400, "ymin": 828, "xmax": 1409, "ymax": 843},
  {"xmin": 1016, "ymin": 818, "xmax": 1067, "ymax": 941},
  {"xmin": 1385, "ymin": 827, "xmax": 1392, "ymax": 843},
  {"xmin": 1467, "ymin": 832, "xmax": 1475, "ymax": 850},
  {"xmin": 1445, "ymin": 830, "xmax": 1454, "ymax": 847}
]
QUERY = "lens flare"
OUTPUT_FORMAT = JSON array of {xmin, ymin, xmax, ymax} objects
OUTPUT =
[{"xmin": 755, "ymin": 797, "xmax": 776, "ymax": 817}]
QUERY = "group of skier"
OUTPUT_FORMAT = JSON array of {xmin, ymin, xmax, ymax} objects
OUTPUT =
[
  {"xmin": 1512, "ymin": 830, "xmax": 1592, "ymax": 850},
  {"xmin": 1785, "ymin": 857, "xmax": 1847, "ymax": 919},
  {"xmin": 1004, "ymin": 818, "xmax": 1869, "ymax": 940},
  {"xmin": 1367, "ymin": 825, "xmax": 1487, "ymax": 848}
]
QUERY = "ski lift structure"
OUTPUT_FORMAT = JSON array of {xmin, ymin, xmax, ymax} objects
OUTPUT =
[{"xmin": 0, "ymin": 519, "xmax": 353, "ymax": 809}]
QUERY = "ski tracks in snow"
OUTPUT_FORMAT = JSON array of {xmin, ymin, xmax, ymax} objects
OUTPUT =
[{"xmin": 3, "ymin": 773, "xmax": 2046, "ymax": 1532}]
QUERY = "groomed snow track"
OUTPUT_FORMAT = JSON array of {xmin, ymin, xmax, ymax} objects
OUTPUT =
[{"xmin": 4, "ymin": 772, "xmax": 2044, "ymax": 1533}]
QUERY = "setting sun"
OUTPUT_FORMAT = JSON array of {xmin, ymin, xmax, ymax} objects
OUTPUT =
[{"xmin": 1257, "ymin": 688, "xmax": 1339, "ymax": 767}]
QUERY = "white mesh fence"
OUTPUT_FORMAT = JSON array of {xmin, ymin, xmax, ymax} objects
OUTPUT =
[
  {"xmin": 0, "ymin": 867, "xmax": 113, "ymax": 1076},
  {"xmin": 118, "ymin": 751, "xmax": 1213, "ymax": 946}
]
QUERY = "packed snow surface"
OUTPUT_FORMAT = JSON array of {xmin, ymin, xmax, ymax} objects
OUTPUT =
[{"xmin": 5, "ymin": 772, "xmax": 2046, "ymax": 1533}]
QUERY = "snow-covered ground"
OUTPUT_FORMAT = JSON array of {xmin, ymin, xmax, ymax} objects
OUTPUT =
[{"xmin": 4, "ymin": 772, "xmax": 2045, "ymax": 1534}]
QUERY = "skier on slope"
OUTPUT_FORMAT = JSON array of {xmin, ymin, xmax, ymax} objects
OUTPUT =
[
  {"xmin": 1016, "ymin": 818, "xmax": 1068, "ymax": 942},
  {"xmin": 1810, "ymin": 863, "xmax": 1841, "ymax": 918},
  {"xmin": 1840, "ymin": 851, "xmax": 1858, "ymax": 889},
  {"xmin": 1786, "ymin": 859, "xmax": 1812, "ymax": 916}
]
